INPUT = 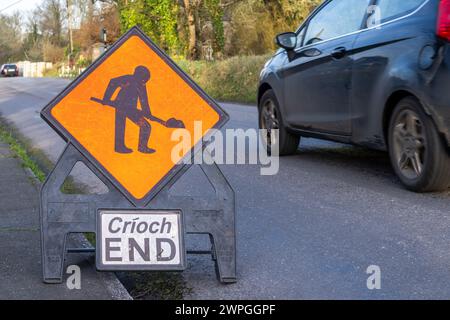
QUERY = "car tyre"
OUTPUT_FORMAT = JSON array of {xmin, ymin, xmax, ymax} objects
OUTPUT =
[
  {"xmin": 259, "ymin": 89, "xmax": 300, "ymax": 155},
  {"xmin": 388, "ymin": 96, "xmax": 450, "ymax": 192}
]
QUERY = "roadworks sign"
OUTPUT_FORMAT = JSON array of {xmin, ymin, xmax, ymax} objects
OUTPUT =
[{"xmin": 41, "ymin": 26, "xmax": 228, "ymax": 206}]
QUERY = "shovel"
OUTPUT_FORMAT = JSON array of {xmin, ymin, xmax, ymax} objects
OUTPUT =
[{"xmin": 90, "ymin": 97, "xmax": 185, "ymax": 129}]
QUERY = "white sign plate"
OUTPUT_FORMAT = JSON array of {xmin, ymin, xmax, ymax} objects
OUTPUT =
[{"xmin": 96, "ymin": 210, "xmax": 185, "ymax": 270}]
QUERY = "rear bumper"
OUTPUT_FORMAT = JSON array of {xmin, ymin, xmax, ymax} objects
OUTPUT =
[
  {"xmin": 1, "ymin": 72, "xmax": 18, "ymax": 77},
  {"xmin": 421, "ymin": 44, "xmax": 450, "ymax": 147}
]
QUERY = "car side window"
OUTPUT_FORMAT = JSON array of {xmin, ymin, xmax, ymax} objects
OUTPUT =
[
  {"xmin": 303, "ymin": 0, "xmax": 371, "ymax": 46},
  {"xmin": 296, "ymin": 28, "xmax": 306, "ymax": 48},
  {"xmin": 376, "ymin": 0, "xmax": 425, "ymax": 23}
]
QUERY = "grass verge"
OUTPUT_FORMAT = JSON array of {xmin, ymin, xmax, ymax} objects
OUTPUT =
[
  {"xmin": 0, "ymin": 122, "xmax": 47, "ymax": 182},
  {"xmin": 117, "ymin": 271, "xmax": 191, "ymax": 300}
]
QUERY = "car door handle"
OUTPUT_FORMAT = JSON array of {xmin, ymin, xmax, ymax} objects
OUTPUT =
[
  {"xmin": 289, "ymin": 48, "xmax": 322, "ymax": 61},
  {"xmin": 331, "ymin": 47, "xmax": 347, "ymax": 59},
  {"xmin": 298, "ymin": 48, "xmax": 322, "ymax": 58}
]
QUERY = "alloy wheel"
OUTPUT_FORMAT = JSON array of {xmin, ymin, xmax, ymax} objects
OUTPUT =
[
  {"xmin": 260, "ymin": 99, "xmax": 279, "ymax": 148},
  {"xmin": 392, "ymin": 109, "xmax": 426, "ymax": 180}
]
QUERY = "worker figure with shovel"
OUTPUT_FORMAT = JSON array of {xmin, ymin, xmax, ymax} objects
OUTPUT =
[{"xmin": 91, "ymin": 65, "xmax": 185, "ymax": 154}]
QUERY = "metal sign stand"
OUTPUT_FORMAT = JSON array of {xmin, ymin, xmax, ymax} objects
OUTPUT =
[{"xmin": 41, "ymin": 142, "xmax": 236, "ymax": 284}]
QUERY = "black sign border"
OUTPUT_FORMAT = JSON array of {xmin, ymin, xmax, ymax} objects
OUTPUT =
[{"xmin": 41, "ymin": 26, "xmax": 229, "ymax": 207}]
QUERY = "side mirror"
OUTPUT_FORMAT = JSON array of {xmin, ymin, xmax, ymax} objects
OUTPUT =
[{"xmin": 275, "ymin": 32, "xmax": 297, "ymax": 51}]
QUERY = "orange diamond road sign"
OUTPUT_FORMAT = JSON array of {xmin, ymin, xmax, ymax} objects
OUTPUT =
[{"xmin": 41, "ymin": 27, "xmax": 228, "ymax": 206}]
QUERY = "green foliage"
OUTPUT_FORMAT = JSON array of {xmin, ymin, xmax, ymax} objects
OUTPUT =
[
  {"xmin": 119, "ymin": 0, "xmax": 180, "ymax": 53},
  {"xmin": 116, "ymin": 0, "xmax": 320, "ymax": 58},
  {"xmin": 76, "ymin": 56, "xmax": 91, "ymax": 68},
  {"xmin": 2, "ymin": 0, "xmax": 321, "ymax": 65},
  {"xmin": 204, "ymin": 0, "xmax": 225, "ymax": 51},
  {"xmin": 177, "ymin": 54, "xmax": 271, "ymax": 103}
]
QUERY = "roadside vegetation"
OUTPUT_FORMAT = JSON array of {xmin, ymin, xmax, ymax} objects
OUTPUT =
[
  {"xmin": 118, "ymin": 271, "xmax": 191, "ymax": 300},
  {"xmin": 0, "ymin": 0, "xmax": 320, "ymax": 103},
  {"xmin": 0, "ymin": 122, "xmax": 46, "ymax": 182},
  {"xmin": 177, "ymin": 54, "xmax": 271, "ymax": 103}
]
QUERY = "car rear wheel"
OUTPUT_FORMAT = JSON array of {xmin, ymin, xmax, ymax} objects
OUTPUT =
[
  {"xmin": 259, "ymin": 89, "xmax": 300, "ymax": 155},
  {"xmin": 388, "ymin": 97, "xmax": 450, "ymax": 192}
]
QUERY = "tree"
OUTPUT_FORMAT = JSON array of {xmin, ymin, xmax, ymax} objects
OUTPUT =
[
  {"xmin": 36, "ymin": 0, "xmax": 66, "ymax": 47},
  {"xmin": 0, "ymin": 12, "xmax": 23, "ymax": 64},
  {"xmin": 22, "ymin": 11, "xmax": 44, "ymax": 61},
  {"xmin": 181, "ymin": 0, "xmax": 198, "ymax": 58},
  {"xmin": 0, "ymin": 0, "xmax": 322, "ymax": 65},
  {"xmin": 204, "ymin": 0, "xmax": 224, "ymax": 54},
  {"xmin": 177, "ymin": 0, "xmax": 225, "ymax": 59},
  {"xmin": 74, "ymin": 3, "xmax": 121, "ymax": 56}
]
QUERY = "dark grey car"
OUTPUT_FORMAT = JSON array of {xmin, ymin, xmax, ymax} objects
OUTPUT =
[
  {"xmin": 258, "ymin": 0, "xmax": 450, "ymax": 192},
  {"xmin": 0, "ymin": 64, "xmax": 19, "ymax": 77}
]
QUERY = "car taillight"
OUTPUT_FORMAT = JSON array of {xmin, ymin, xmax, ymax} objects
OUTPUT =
[{"xmin": 438, "ymin": 0, "xmax": 450, "ymax": 41}]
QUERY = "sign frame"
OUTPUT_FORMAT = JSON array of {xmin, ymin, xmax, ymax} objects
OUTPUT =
[
  {"xmin": 40, "ymin": 26, "xmax": 229, "ymax": 207},
  {"xmin": 96, "ymin": 209, "xmax": 186, "ymax": 271},
  {"xmin": 40, "ymin": 26, "xmax": 236, "ymax": 285},
  {"xmin": 41, "ymin": 143, "xmax": 236, "ymax": 284}
]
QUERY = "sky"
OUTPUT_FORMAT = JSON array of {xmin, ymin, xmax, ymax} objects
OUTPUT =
[{"xmin": 0, "ymin": 0, "xmax": 41, "ymax": 16}]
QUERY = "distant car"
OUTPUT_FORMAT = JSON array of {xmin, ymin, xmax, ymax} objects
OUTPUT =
[
  {"xmin": 0, "ymin": 64, "xmax": 19, "ymax": 77},
  {"xmin": 258, "ymin": 0, "xmax": 450, "ymax": 192}
]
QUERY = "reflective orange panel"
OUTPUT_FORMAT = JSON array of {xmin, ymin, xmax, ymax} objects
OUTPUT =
[{"xmin": 50, "ymin": 34, "xmax": 220, "ymax": 200}]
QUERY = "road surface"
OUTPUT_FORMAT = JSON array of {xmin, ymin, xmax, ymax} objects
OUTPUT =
[{"xmin": 2, "ymin": 77, "xmax": 450, "ymax": 299}]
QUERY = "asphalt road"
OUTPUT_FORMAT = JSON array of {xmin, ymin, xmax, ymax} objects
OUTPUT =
[{"xmin": 2, "ymin": 77, "xmax": 450, "ymax": 299}]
